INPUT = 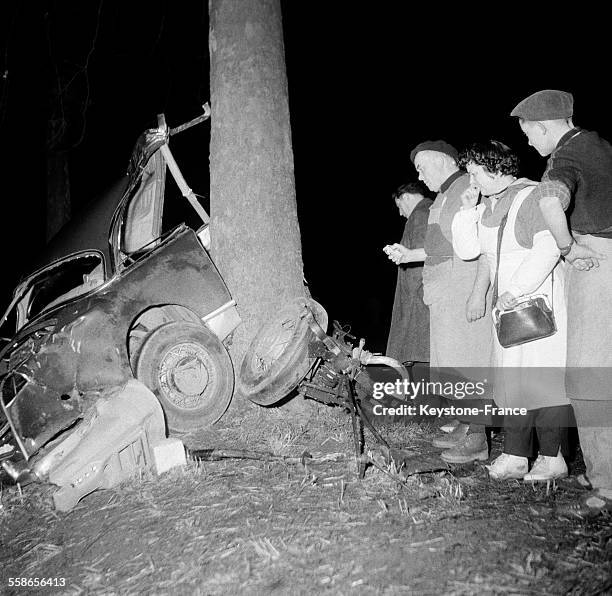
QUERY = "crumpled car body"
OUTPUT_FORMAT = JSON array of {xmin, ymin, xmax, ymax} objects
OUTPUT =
[{"xmin": 0, "ymin": 112, "xmax": 240, "ymax": 473}]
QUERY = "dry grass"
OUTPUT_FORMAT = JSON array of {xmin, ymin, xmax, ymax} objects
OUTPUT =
[{"xmin": 1, "ymin": 400, "xmax": 611, "ymax": 595}]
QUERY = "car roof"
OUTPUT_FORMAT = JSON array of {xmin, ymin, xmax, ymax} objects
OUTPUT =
[
  {"xmin": 39, "ymin": 176, "xmax": 129, "ymax": 270},
  {"xmin": 36, "ymin": 125, "xmax": 167, "ymax": 270}
]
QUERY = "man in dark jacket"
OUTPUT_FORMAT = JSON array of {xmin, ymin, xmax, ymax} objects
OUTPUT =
[{"xmin": 385, "ymin": 182, "xmax": 432, "ymax": 365}]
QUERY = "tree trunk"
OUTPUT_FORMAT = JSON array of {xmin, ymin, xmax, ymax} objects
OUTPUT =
[{"xmin": 208, "ymin": 0, "xmax": 305, "ymax": 364}]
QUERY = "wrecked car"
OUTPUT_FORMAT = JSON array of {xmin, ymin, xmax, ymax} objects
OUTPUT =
[
  {"xmin": 0, "ymin": 109, "xmax": 411, "ymax": 510},
  {"xmin": 0, "ymin": 108, "xmax": 240, "ymax": 480}
]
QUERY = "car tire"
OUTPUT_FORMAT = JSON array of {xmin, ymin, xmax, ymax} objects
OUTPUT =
[
  {"xmin": 134, "ymin": 321, "xmax": 234, "ymax": 433},
  {"xmin": 128, "ymin": 305, "xmax": 202, "ymax": 369},
  {"xmin": 238, "ymin": 297, "xmax": 328, "ymax": 406}
]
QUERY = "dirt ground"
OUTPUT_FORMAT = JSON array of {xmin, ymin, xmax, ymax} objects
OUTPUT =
[{"xmin": 1, "ymin": 399, "xmax": 612, "ymax": 596}]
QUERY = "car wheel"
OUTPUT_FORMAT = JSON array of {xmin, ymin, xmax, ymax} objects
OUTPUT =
[
  {"xmin": 128, "ymin": 305, "xmax": 202, "ymax": 369},
  {"xmin": 134, "ymin": 322, "xmax": 234, "ymax": 432},
  {"xmin": 238, "ymin": 297, "xmax": 328, "ymax": 406}
]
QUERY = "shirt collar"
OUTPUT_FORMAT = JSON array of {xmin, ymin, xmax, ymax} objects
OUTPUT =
[
  {"xmin": 556, "ymin": 127, "xmax": 582, "ymax": 150},
  {"xmin": 439, "ymin": 170, "xmax": 464, "ymax": 194}
]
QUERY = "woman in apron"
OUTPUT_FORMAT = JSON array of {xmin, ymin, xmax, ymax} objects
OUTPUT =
[{"xmin": 451, "ymin": 141, "xmax": 571, "ymax": 482}]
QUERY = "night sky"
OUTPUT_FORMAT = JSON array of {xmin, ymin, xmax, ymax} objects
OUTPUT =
[{"xmin": 0, "ymin": 2, "xmax": 608, "ymax": 351}]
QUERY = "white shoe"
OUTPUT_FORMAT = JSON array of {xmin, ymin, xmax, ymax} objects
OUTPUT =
[
  {"xmin": 523, "ymin": 451, "xmax": 568, "ymax": 482},
  {"xmin": 440, "ymin": 419, "xmax": 460, "ymax": 434},
  {"xmin": 486, "ymin": 453, "xmax": 528, "ymax": 480}
]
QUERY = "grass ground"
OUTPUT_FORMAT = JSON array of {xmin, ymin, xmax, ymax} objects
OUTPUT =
[{"xmin": 1, "ymin": 399, "xmax": 611, "ymax": 595}]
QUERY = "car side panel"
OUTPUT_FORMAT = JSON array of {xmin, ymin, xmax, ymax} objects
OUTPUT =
[
  {"xmin": 110, "ymin": 227, "xmax": 232, "ymax": 324},
  {"xmin": 4, "ymin": 227, "xmax": 234, "ymax": 457}
]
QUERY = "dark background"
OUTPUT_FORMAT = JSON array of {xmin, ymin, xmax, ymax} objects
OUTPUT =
[{"xmin": 0, "ymin": 2, "xmax": 608, "ymax": 351}]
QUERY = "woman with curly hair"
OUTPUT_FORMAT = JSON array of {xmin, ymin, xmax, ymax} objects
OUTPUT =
[{"xmin": 452, "ymin": 141, "xmax": 571, "ymax": 481}]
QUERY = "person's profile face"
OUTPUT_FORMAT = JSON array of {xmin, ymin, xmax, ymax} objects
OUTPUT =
[
  {"xmin": 466, "ymin": 162, "xmax": 500, "ymax": 196},
  {"xmin": 519, "ymin": 120, "xmax": 551, "ymax": 156},
  {"xmin": 395, "ymin": 193, "xmax": 422, "ymax": 218},
  {"xmin": 414, "ymin": 152, "xmax": 442, "ymax": 192}
]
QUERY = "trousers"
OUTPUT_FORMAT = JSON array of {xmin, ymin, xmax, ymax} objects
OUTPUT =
[{"xmin": 503, "ymin": 405, "xmax": 572, "ymax": 458}]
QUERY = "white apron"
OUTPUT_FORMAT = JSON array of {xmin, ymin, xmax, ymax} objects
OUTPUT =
[{"xmin": 479, "ymin": 187, "xmax": 569, "ymax": 410}]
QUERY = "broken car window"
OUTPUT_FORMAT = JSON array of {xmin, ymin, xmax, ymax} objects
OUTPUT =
[{"xmin": 23, "ymin": 253, "xmax": 105, "ymax": 323}]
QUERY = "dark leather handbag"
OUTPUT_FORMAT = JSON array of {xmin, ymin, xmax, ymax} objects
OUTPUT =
[
  {"xmin": 493, "ymin": 294, "xmax": 556, "ymax": 348},
  {"xmin": 492, "ymin": 212, "xmax": 557, "ymax": 349}
]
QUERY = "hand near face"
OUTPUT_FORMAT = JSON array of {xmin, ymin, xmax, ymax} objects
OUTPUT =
[
  {"xmin": 460, "ymin": 186, "xmax": 480, "ymax": 209},
  {"xmin": 496, "ymin": 291, "xmax": 517, "ymax": 311}
]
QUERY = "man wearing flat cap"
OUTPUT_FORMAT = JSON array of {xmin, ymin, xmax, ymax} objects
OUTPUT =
[
  {"xmin": 385, "ymin": 141, "xmax": 493, "ymax": 464},
  {"xmin": 512, "ymin": 89, "xmax": 612, "ymax": 517}
]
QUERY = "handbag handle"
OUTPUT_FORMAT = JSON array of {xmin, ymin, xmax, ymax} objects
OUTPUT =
[
  {"xmin": 492, "ymin": 212, "xmax": 509, "ymax": 308},
  {"xmin": 492, "ymin": 204, "xmax": 554, "ymax": 310}
]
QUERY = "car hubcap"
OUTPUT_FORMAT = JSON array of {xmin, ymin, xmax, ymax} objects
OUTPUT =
[{"xmin": 159, "ymin": 342, "xmax": 215, "ymax": 409}]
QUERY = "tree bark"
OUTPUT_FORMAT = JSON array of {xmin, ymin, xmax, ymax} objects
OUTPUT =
[{"xmin": 208, "ymin": 0, "xmax": 305, "ymax": 364}]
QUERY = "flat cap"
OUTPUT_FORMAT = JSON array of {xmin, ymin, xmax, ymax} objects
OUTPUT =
[
  {"xmin": 510, "ymin": 89, "xmax": 574, "ymax": 121},
  {"xmin": 410, "ymin": 140, "xmax": 459, "ymax": 164}
]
